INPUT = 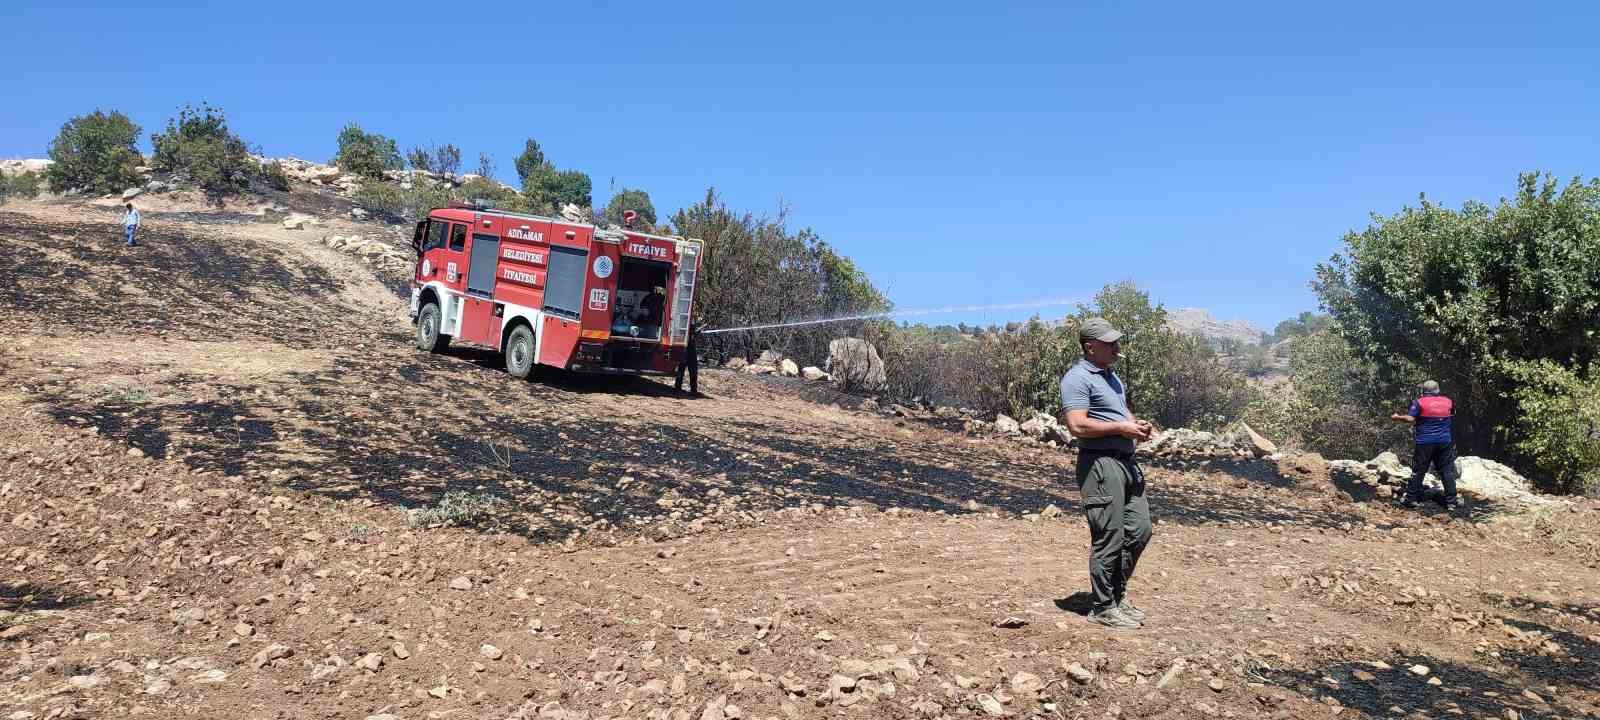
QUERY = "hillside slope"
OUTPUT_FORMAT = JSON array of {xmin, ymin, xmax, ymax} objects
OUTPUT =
[{"xmin": 2, "ymin": 194, "xmax": 1599, "ymax": 720}]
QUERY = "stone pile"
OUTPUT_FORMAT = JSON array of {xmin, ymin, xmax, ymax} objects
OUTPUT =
[
  {"xmin": 321, "ymin": 234, "xmax": 412, "ymax": 274},
  {"xmin": 727, "ymin": 349, "xmax": 831, "ymax": 383}
]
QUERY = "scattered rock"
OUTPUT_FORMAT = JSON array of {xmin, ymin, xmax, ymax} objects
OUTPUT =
[
  {"xmin": 121, "ymin": 187, "xmax": 143, "ymax": 201},
  {"xmin": 253, "ymin": 643, "xmax": 293, "ymax": 669},
  {"xmin": 994, "ymin": 414, "xmax": 1021, "ymax": 435},
  {"xmin": 976, "ymin": 693, "xmax": 1006, "ymax": 716},
  {"xmin": 1409, "ymin": 664, "xmax": 1431, "ymax": 677},
  {"xmin": 449, "ymin": 576, "xmax": 473, "ymax": 590},
  {"xmin": 190, "ymin": 669, "xmax": 228, "ymax": 684},
  {"xmin": 281, "ymin": 214, "xmax": 312, "ymax": 230},
  {"xmin": 1157, "ymin": 658, "xmax": 1187, "ymax": 689},
  {"xmin": 1066, "ymin": 662, "xmax": 1095, "ymax": 684},
  {"xmin": 801, "ymin": 366, "xmax": 830, "ymax": 382},
  {"xmin": 355, "ymin": 652, "xmax": 383, "ymax": 671},
  {"xmin": 779, "ymin": 359, "xmax": 800, "ymax": 377},
  {"xmin": 1010, "ymin": 671, "xmax": 1044, "ymax": 697},
  {"xmin": 480, "ymin": 644, "xmax": 503, "ymax": 660},
  {"xmin": 991, "ymin": 616, "xmax": 1028, "ymax": 629}
]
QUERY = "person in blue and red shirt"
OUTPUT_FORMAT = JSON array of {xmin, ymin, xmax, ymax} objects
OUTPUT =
[{"xmin": 1389, "ymin": 380, "xmax": 1461, "ymax": 511}]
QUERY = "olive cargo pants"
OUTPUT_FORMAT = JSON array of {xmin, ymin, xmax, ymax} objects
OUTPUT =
[{"xmin": 1076, "ymin": 451, "xmax": 1153, "ymax": 611}]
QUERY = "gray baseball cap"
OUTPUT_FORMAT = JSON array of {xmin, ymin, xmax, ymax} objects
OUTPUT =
[
  {"xmin": 1078, "ymin": 317, "xmax": 1124, "ymax": 343},
  {"xmin": 1419, "ymin": 380, "xmax": 1440, "ymax": 395}
]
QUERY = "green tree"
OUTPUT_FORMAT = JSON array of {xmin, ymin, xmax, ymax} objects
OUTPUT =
[
  {"xmin": 514, "ymin": 139, "xmax": 546, "ymax": 185},
  {"xmin": 547, "ymin": 169, "xmax": 591, "ymax": 209},
  {"xmin": 150, "ymin": 103, "xmax": 255, "ymax": 196},
  {"xmin": 334, "ymin": 123, "xmax": 403, "ymax": 179},
  {"xmin": 433, "ymin": 143, "xmax": 461, "ymax": 176},
  {"xmin": 45, "ymin": 110, "xmax": 143, "ymax": 194},
  {"xmin": 1314, "ymin": 172, "xmax": 1600, "ymax": 475},
  {"xmin": 604, "ymin": 188, "xmax": 657, "ymax": 228},
  {"xmin": 668, "ymin": 189, "xmax": 890, "ymax": 364}
]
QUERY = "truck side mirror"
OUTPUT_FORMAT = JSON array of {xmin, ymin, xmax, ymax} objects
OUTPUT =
[{"xmin": 412, "ymin": 221, "xmax": 426, "ymax": 254}]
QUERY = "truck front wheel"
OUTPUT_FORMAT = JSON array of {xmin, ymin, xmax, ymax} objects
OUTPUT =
[
  {"xmin": 416, "ymin": 302, "xmax": 449, "ymax": 353},
  {"xmin": 505, "ymin": 324, "xmax": 536, "ymax": 379}
]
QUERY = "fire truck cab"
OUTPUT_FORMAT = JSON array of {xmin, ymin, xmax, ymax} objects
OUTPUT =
[{"xmin": 408, "ymin": 202, "xmax": 701, "ymax": 378}]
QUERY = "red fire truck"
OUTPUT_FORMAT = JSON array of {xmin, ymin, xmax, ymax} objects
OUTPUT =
[{"xmin": 408, "ymin": 202, "xmax": 701, "ymax": 378}]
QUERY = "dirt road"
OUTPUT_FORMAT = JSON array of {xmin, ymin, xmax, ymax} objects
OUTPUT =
[{"xmin": 2, "ymin": 200, "xmax": 1598, "ymax": 720}]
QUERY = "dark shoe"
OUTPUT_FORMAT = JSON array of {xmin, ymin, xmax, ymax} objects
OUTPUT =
[
  {"xmin": 1086, "ymin": 606, "xmax": 1140, "ymax": 630},
  {"xmin": 1399, "ymin": 495, "xmax": 1419, "ymax": 509},
  {"xmin": 1116, "ymin": 598, "xmax": 1146, "ymax": 623}
]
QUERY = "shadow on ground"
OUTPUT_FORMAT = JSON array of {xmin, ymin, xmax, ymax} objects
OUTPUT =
[
  {"xmin": 1, "ymin": 582, "xmax": 94, "ymax": 613},
  {"xmin": 1271, "ymin": 653, "xmax": 1574, "ymax": 719}
]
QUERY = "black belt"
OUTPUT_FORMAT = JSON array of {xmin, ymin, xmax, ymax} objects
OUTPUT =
[{"xmin": 1079, "ymin": 448, "xmax": 1136, "ymax": 461}]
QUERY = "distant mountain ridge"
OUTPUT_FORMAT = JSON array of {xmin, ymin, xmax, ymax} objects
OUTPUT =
[{"xmin": 1165, "ymin": 308, "xmax": 1266, "ymax": 347}]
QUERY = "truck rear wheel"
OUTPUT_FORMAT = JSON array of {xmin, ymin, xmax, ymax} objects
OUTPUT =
[
  {"xmin": 416, "ymin": 302, "xmax": 449, "ymax": 353},
  {"xmin": 504, "ymin": 324, "xmax": 536, "ymax": 379}
]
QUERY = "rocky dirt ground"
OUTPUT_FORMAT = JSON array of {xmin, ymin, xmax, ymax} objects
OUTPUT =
[{"xmin": 2, "ymin": 192, "xmax": 1600, "ymax": 720}]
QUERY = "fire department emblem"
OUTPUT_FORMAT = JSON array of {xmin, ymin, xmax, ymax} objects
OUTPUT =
[{"xmin": 593, "ymin": 256, "xmax": 613, "ymax": 279}]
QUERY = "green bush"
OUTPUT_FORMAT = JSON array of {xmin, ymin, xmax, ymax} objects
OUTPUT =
[
  {"xmin": 45, "ymin": 110, "xmax": 143, "ymax": 194},
  {"xmin": 1501, "ymin": 359, "xmax": 1600, "ymax": 494},
  {"xmin": 150, "ymin": 103, "xmax": 255, "ymax": 196},
  {"xmin": 0, "ymin": 171, "xmax": 42, "ymax": 205},
  {"xmin": 259, "ymin": 160, "xmax": 291, "ymax": 192},
  {"xmin": 1242, "ymin": 329, "xmax": 1412, "ymax": 459},
  {"xmin": 352, "ymin": 178, "xmax": 514, "ymax": 222},
  {"xmin": 334, "ymin": 123, "xmax": 403, "ymax": 179}
]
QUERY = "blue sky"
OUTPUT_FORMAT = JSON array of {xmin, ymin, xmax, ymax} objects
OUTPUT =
[{"xmin": 4, "ymin": 1, "xmax": 1597, "ymax": 330}]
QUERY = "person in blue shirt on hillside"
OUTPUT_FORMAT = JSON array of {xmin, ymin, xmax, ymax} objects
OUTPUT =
[
  {"xmin": 123, "ymin": 202, "xmax": 141, "ymax": 247},
  {"xmin": 1390, "ymin": 379, "xmax": 1462, "ymax": 513}
]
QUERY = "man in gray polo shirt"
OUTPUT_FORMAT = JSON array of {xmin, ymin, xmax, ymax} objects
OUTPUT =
[{"xmin": 1057, "ymin": 317, "xmax": 1155, "ymax": 629}]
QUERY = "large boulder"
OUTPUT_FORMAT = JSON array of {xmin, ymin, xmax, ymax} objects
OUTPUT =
[
  {"xmin": 310, "ymin": 166, "xmax": 342, "ymax": 184},
  {"xmin": 1455, "ymin": 457, "xmax": 1541, "ymax": 502},
  {"xmin": 994, "ymin": 414, "xmax": 1021, "ymax": 435},
  {"xmin": 825, "ymin": 338, "xmax": 886, "ymax": 392},
  {"xmin": 801, "ymin": 366, "xmax": 830, "ymax": 382},
  {"xmin": 1239, "ymin": 421, "xmax": 1278, "ymax": 456},
  {"xmin": 779, "ymin": 359, "xmax": 800, "ymax": 377},
  {"xmin": 121, "ymin": 187, "xmax": 143, "ymax": 200}
]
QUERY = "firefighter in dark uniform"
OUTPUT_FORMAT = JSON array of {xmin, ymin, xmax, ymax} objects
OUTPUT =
[
  {"xmin": 1058, "ymin": 318, "xmax": 1154, "ymax": 630},
  {"xmin": 676, "ymin": 319, "xmax": 701, "ymax": 396}
]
